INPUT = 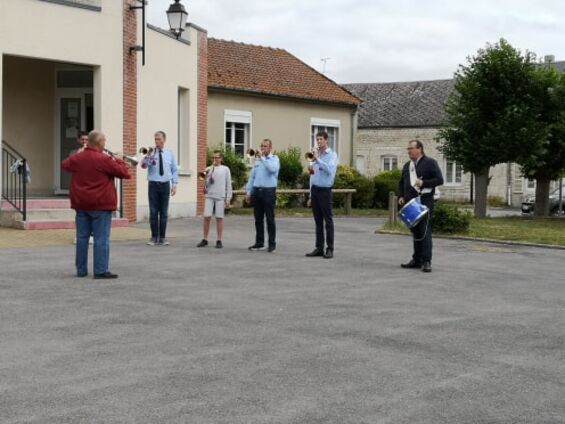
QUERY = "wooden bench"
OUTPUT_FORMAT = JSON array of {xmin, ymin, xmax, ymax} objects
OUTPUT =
[{"xmin": 232, "ymin": 188, "xmax": 357, "ymax": 215}]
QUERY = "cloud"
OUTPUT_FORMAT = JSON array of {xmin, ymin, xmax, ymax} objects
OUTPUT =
[{"xmin": 147, "ymin": 0, "xmax": 565, "ymax": 83}]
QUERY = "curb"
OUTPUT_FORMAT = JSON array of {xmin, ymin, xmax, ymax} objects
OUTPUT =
[{"xmin": 375, "ymin": 229, "xmax": 565, "ymax": 250}]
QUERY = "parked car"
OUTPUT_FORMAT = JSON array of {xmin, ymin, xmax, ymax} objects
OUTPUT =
[{"xmin": 521, "ymin": 183, "xmax": 565, "ymax": 215}]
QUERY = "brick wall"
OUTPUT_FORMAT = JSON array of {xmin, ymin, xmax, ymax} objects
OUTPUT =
[
  {"xmin": 196, "ymin": 31, "xmax": 208, "ymax": 215},
  {"xmin": 122, "ymin": 0, "xmax": 137, "ymax": 221}
]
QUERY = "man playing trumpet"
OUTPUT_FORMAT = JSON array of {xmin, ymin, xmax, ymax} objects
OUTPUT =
[
  {"xmin": 141, "ymin": 131, "xmax": 178, "ymax": 246},
  {"xmin": 306, "ymin": 131, "xmax": 338, "ymax": 259},
  {"xmin": 245, "ymin": 139, "xmax": 280, "ymax": 252},
  {"xmin": 197, "ymin": 150, "xmax": 232, "ymax": 249}
]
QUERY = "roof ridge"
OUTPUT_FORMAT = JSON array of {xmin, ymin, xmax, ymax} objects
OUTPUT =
[{"xmin": 208, "ymin": 37, "xmax": 285, "ymax": 52}]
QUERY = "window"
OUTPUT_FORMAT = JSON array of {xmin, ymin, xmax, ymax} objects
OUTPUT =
[
  {"xmin": 40, "ymin": 0, "xmax": 101, "ymax": 10},
  {"xmin": 177, "ymin": 87, "xmax": 189, "ymax": 167},
  {"xmin": 224, "ymin": 110, "xmax": 251, "ymax": 157},
  {"xmin": 381, "ymin": 155, "xmax": 398, "ymax": 172},
  {"xmin": 311, "ymin": 118, "xmax": 340, "ymax": 155},
  {"xmin": 445, "ymin": 160, "xmax": 463, "ymax": 185}
]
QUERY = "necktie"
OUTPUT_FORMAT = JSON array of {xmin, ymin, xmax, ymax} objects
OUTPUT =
[{"xmin": 159, "ymin": 149, "xmax": 164, "ymax": 176}]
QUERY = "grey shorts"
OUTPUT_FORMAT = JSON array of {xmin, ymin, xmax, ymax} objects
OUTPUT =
[{"xmin": 204, "ymin": 198, "xmax": 225, "ymax": 218}]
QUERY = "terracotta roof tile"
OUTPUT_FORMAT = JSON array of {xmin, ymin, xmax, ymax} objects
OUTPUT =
[{"xmin": 208, "ymin": 38, "xmax": 359, "ymax": 106}]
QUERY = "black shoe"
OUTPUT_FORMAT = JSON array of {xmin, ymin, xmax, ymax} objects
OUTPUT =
[
  {"xmin": 267, "ymin": 245, "xmax": 276, "ymax": 253},
  {"xmin": 401, "ymin": 259, "xmax": 422, "ymax": 269},
  {"xmin": 197, "ymin": 239, "xmax": 208, "ymax": 247},
  {"xmin": 305, "ymin": 248, "xmax": 324, "ymax": 257},
  {"xmin": 77, "ymin": 272, "xmax": 88, "ymax": 278},
  {"xmin": 94, "ymin": 272, "xmax": 118, "ymax": 279},
  {"xmin": 323, "ymin": 248, "xmax": 334, "ymax": 259},
  {"xmin": 248, "ymin": 244, "xmax": 265, "ymax": 251},
  {"xmin": 216, "ymin": 240, "xmax": 223, "ymax": 249},
  {"xmin": 422, "ymin": 261, "xmax": 432, "ymax": 273}
]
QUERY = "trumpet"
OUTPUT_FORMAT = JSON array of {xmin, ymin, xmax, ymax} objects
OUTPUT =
[
  {"xmin": 305, "ymin": 147, "xmax": 318, "ymax": 161},
  {"xmin": 246, "ymin": 148, "xmax": 261, "ymax": 159},
  {"xmin": 198, "ymin": 166, "xmax": 212, "ymax": 181},
  {"xmin": 104, "ymin": 149, "xmax": 139, "ymax": 166},
  {"xmin": 139, "ymin": 146, "xmax": 154, "ymax": 155}
]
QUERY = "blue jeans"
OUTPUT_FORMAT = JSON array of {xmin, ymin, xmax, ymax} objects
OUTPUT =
[
  {"xmin": 148, "ymin": 181, "xmax": 170, "ymax": 241},
  {"xmin": 75, "ymin": 210, "xmax": 112, "ymax": 275}
]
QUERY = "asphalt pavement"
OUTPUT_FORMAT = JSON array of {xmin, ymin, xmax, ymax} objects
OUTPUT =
[{"xmin": 1, "ymin": 216, "xmax": 564, "ymax": 423}]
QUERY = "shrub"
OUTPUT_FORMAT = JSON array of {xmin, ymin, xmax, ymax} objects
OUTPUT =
[
  {"xmin": 373, "ymin": 169, "xmax": 401, "ymax": 209},
  {"xmin": 487, "ymin": 196, "xmax": 506, "ymax": 207},
  {"xmin": 277, "ymin": 146, "xmax": 304, "ymax": 188},
  {"xmin": 432, "ymin": 203, "xmax": 471, "ymax": 234},
  {"xmin": 333, "ymin": 165, "xmax": 360, "ymax": 208}
]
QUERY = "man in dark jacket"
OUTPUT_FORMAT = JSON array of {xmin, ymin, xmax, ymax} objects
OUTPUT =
[
  {"xmin": 398, "ymin": 140, "xmax": 444, "ymax": 272},
  {"xmin": 62, "ymin": 130, "xmax": 131, "ymax": 279}
]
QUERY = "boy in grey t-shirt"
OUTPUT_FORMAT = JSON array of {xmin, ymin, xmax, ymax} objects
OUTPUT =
[{"xmin": 197, "ymin": 150, "xmax": 233, "ymax": 248}]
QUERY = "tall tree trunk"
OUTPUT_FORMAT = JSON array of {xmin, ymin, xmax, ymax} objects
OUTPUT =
[
  {"xmin": 474, "ymin": 168, "xmax": 489, "ymax": 217},
  {"xmin": 534, "ymin": 177, "xmax": 551, "ymax": 217}
]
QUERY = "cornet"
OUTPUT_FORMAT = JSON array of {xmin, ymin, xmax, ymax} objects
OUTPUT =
[
  {"xmin": 246, "ymin": 148, "xmax": 261, "ymax": 159},
  {"xmin": 104, "ymin": 149, "xmax": 139, "ymax": 166},
  {"xmin": 198, "ymin": 166, "xmax": 214, "ymax": 183},
  {"xmin": 305, "ymin": 146, "xmax": 318, "ymax": 162},
  {"xmin": 139, "ymin": 146, "xmax": 154, "ymax": 155}
]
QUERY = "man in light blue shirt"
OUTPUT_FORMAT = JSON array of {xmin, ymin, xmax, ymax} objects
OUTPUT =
[
  {"xmin": 306, "ymin": 131, "xmax": 338, "ymax": 259},
  {"xmin": 141, "ymin": 130, "xmax": 179, "ymax": 246},
  {"xmin": 245, "ymin": 139, "xmax": 280, "ymax": 252}
]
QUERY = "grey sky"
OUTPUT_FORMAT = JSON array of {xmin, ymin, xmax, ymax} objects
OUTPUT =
[{"xmin": 148, "ymin": 0, "xmax": 565, "ymax": 84}]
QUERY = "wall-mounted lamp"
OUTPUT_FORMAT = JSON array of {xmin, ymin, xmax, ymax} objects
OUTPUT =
[
  {"xmin": 129, "ymin": 0, "xmax": 146, "ymax": 66},
  {"xmin": 166, "ymin": 0, "xmax": 189, "ymax": 39}
]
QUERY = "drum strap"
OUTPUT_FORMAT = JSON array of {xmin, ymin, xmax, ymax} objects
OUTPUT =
[{"xmin": 410, "ymin": 161, "xmax": 432, "ymax": 195}]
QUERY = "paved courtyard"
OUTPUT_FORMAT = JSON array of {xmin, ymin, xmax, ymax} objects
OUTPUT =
[{"xmin": 1, "ymin": 216, "xmax": 564, "ymax": 423}]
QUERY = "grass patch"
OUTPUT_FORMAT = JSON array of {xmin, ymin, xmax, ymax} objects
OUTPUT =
[{"xmin": 381, "ymin": 216, "xmax": 565, "ymax": 246}]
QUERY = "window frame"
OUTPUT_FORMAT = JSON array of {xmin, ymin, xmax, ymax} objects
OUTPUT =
[
  {"xmin": 444, "ymin": 159, "xmax": 463, "ymax": 186},
  {"xmin": 224, "ymin": 109, "xmax": 252, "ymax": 158}
]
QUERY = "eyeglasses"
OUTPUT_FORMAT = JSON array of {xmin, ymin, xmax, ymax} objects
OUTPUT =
[{"xmin": 213, "ymin": 156, "xmax": 221, "ymax": 159}]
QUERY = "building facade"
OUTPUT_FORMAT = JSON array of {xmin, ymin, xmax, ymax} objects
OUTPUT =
[
  {"xmin": 1, "ymin": 0, "xmax": 207, "ymax": 226},
  {"xmin": 207, "ymin": 39, "xmax": 359, "ymax": 178}
]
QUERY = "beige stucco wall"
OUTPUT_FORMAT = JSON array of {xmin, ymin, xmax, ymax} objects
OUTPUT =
[
  {"xmin": 2, "ymin": 57, "xmax": 56, "ymax": 196},
  {"xmin": 356, "ymin": 127, "xmax": 525, "ymax": 205},
  {"xmin": 136, "ymin": 26, "xmax": 201, "ymax": 220},
  {"xmin": 0, "ymin": 0, "xmax": 123, "ymax": 193},
  {"xmin": 208, "ymin": 91, "xmax": 357, "ymax": 167}
]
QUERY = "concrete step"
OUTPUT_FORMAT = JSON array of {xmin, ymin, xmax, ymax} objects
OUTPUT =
[
  {"xmin": 1, "ymin": 198, "xmax": 70, "ymax": 210},
  {"xmin": 14, "ymin": 218, "xmax": 129, "ymax": 230}
]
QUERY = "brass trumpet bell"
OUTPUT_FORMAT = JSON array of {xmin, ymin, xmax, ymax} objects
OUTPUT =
[
  {"xmin": 246, "ymin": 148, "xmax": 260, "ymax": 159},
  {"xmin": 139, "ymin": 146, "xmax": 154, "ymax": 155},
  {"xmin": 305, "ymin": 151, "xmax": 315, "ymax": 161},
  {"xmin": 198, "ymin": 170, "xmax": 208, "ymax": 180}
]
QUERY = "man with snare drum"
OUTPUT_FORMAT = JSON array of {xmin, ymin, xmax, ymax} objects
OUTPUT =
[{"xmin": 398, "ymin": 140, "xmax": 443, "ymax": 273}]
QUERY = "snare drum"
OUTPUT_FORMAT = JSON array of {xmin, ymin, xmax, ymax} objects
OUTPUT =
[{"xmin": 399, "ymin": 197, "xmax": 429, "ymax": 229}]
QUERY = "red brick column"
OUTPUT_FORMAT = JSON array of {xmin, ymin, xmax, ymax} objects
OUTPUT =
[
  {"xmin": 122, "ymin": 0, "xmax": 138, "ymax": 222},
  {"xmin": 196, "ymin": 31, "xmax": 208, "ymax": 215}
]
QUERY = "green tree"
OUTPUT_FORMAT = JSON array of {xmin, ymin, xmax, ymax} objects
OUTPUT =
[
  {"xmin": 519, "ymin": 68, "xmax": 565, "ymax": 216},
  {"xmin": 438, "ymin": 39, "xmax": 542, "ymax": 217}
]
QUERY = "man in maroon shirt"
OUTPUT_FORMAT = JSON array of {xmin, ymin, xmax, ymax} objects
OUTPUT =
[{"xmin": 62, "ymin": 131, "xmax": 131, "ymax": 279}]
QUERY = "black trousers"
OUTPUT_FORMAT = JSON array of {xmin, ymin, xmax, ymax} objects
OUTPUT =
[
  {"xmin": 251, "ymin": 187, "xmax": 276, "ymax": 248},
  {"xmin": 411, "ymin": 195, "xmax": 434, "ymax": 263},
  {"xmin": 311, "ymin": 186, "xmax": 334, "ymax": 250}
]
